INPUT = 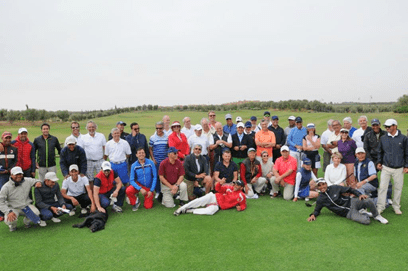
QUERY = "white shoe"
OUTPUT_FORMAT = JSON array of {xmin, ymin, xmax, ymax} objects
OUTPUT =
[
  {"xmin": 9, "ymin": 225, "xmax": 17, "ymax": 232},
  {"xmin": 359, "ymin": 209, "xmax": 373, "ymax": 218},
  {"xmin": 39, "ymin": 220, "xmax": 47, "ymax": 227},
  {"xmin": 155, "ymin": 193, "xmax": 159, "ymax": 199},
  {"xmin": 112, "ymin": 204, "xmax": 123, "ymax": 213},
  {"xmin": 132, "ymin": 198, "xmax": 141, "ymax": 212},
  {"xmin": 51, "ymin": 217, "xmax": 61, "ymax": 223},
  {"xmin": 81, "ymin": 208, "xmax": 88, "ymax": 214},
  {"xmin": 374, "ymin": 215, "xmax": 389, "ymax": 224},
  {"xmin": 126, "ymin": 197, "xmax": 130, "ymax": 204},
  {"xmin": 387, "ymin": 199, "xmax": 393, "ymax": 205},
  {"xmin": 69, "ymin": 208, "xmax": 76, "ymax": 216},
  {"xmin": 305, "ymin": 197, "xmax": 310, "ymax": 202}
]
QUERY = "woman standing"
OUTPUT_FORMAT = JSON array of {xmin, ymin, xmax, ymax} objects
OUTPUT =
[
  {"xmin": 337, "ymin": 128, "xmax": 357, "ymax": 185},
  {"xmin": 168, "ymin": 121, "xmax": 190, "ymax": 162},
  {"xmin": 302, "ymin": 123, "xmax": 321, "ymax": 176}
]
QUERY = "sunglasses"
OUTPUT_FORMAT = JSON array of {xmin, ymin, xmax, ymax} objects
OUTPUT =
[
  {"xmin": 156, "ymin": 127, "xmax": 163, "ymax": 130},
  {"xmin": 384, "ymin": 125, "xmax": 391, "ymax": 129},
  {"xmin": 133, "ymin": 128, "xmax": 140, "ymax": 131},
  {"xmin": 209, "ymin": 115, "xmax": 216, "ymax": 117},
  {"xmin": 194, "ymin": 148, "xmax": 202, "ymax": 151},
  {"xmin": 341, "ymin": 131, "xmax": 348, "ymax": 134},
  {"xmin": 71, "ymin": 126, "xmax": 79, "ymax": 129}
]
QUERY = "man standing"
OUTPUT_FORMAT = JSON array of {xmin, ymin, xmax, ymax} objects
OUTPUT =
[
  {"xmin": 209, "ymin": 122, "xmax": 232, "ymax": 165},
  {"xmin": 307, "ymin": 179, "xmax": 388, "ymax": 225},
  {"xmin": 181, "ymin": 117, "xmax": 195, "ymax": 139},
  {"xmin": 34, "ymin": 172, "xmax": 73, "ymax": 226},
  {"xmin": 61, "ymin": 164, "xmax": 96, "ymax": 216},
  {"xmin": 320, "ymin": 119, "xmax": 334, "ymax": 172},
  {"xmin": 159, "ymin": 147, "xmax": 188, "ymax": 208},
  {"xmin": 257, "ymin": 111, "xmax": 273, "ymax": 130},
  {"xmin": 11, "ymin": 128, "xmax": 36, "ymax": 178},
  {"xmin": 364, "ymin": 119, "xmax": 386, "ymax": 161},
  {"xmin": 250, "ymin": 116, "xmax": 259, "ymax": 132},
  {"xmin": 162, "ymin": 115, "xmax": 172, "ymax": 136},
  {"xmin": 244, "ymin": 121, "xmax": 256, "ymax": 148},
  {"xmin": 33, "ymin": 123, "xmax": 61, "ymax": 181},
  {"xmin": 272, "ymin": 146, "xmax": 297, "ymax": 200},
  {"xmin": 326, "ymin": 119, "xmax": 341, "ymax": 156},
  {"xmin": 108, "ymin": 121, "xmax": 129, "ymax": 140},
  {"xmin": 80, "ymin": 120, "xmax": 106, "ymax": 187},
  {"xmin": 188, "ymin": 125, "xmax": 210, "ymax": 159},
  {"xmin": 255, "ymin": 120, "xmax": 276, "ymax": 162},
  {"xmin": 59, "ymin": 136, "xmax": 87, "ymax": 179},
  {"xmin": 352, "ymin": 116, "xmax": 372, "ymax": 148},
  {"xmin": 64, "ymin": 121, "xmax": 83, "ymax": 146},
  {"xmin": 126, "ymin": 122, "xmax": 149, "ymax": 170},
  {"xmin": 223, "ymin": 114, "xmax": 237, "ymax": 135},
  {"xmin": 149, "ymin": 121, "xmax": 169, "ymax": 196},
  {"xmin": 376, "ymin": 119, "xmax": 408, "ymax": 215},
  {"xmin": 231, "ymin": 122, "xmax": 251, "ymax": 165},
  {"xmin": 0, "ymin": 132, "xmax": 19, "ymax": 189},
  {"xmin": 269, "ymin": 116, "xmax": 286, "ymax": 163},
  {"xmin": 208, "ymin": 111, "xmax": 217, "ymax": 130},
  {"xmin": 93, "ymin": 161, "xmax": 126, "ymax": 213},
  {"xmin": 183, "ymin": 144, "xmax": 212, "ymax": 200},
  {"xmin": 343, "ymin": 117, "xmax": 357, "ymax": 137},
  {"xmin": 287, "ymin": 117, "xmax": 307, "ymax": 169},
  {"xmin": 104, "ymin": 128, "xmax": 132, "ymax": 186},
  {"xmin": 126, "ymin": 148, "xmax": 157, "ymax": 211},
  {"xmin": 284, "ymin": 116, "xmax": 296, "ymax": 138},
  {"xmin": 0, "ymin": 167, "xmax": 44, "ymax": 230}
]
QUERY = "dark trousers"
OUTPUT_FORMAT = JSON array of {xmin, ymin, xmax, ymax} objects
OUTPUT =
[{"xmin": 64, "ymin": 193, "xmax": 92, "ymax": 208}]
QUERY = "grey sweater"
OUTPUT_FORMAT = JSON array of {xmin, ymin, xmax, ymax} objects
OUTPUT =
[{"xmin": 0, "ymin": 177, "xmax": 39, "ymax": 214}]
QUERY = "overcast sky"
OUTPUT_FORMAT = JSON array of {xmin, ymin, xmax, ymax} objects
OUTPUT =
[{"xmin": 1, "ymin": 1, "xmax": 407, "ymax": 111}]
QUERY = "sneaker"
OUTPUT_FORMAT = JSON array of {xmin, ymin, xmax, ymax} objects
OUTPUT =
[
  {"xmin": 394, "ymin": 209, "xmax": 402, "ymax": 215},
  {"xmin": 132, "ymin": 199, "xmax": 141, "ymax": 212},
  {"xmin": 359, "ymin": 209, "xmax": 373, "ymax": 218},
  {"xmin": 155, "ymin": 193, "xmax": 159, "ymax": 199},
  {"xmin": 112, "ymin": 204, "xmax": 123, "ymax": 213},
  {"xmin": 173, "ymin": 207, "xmax": 184, "ymax": 216},
  {"xmin": 157, "ymin": 193, "xmax": 163, "ymax": 203},
  {"xmin": 81, "ymin": 208, "xmax": 88, "ymax": 215},
  {"xmin": 270, "ymin": 193, "xmax": 278, "ymax": 199},
  {"xmin": 387, "ymin": 199, "xmax": 393, "ymax": 205},
  {"xmin": 51, "ymin": 217, "xmax": 61, "ymax": 223},
  {"xmin": 179, "ymin": 200, "xmax": 186, "ymax": 206},
  {"xmin": 9, "ymin": 225, "xmax": 17, "ymax": 232},
  {"xmin": 39, "ymin": 220, "xmax": 47, "ymax": 227},
  {"xmin": 69, "ymin": 208, "xmax": 76, "ymax": 216},
  {"xmin": 305, "ymin": 197, "xmax": 310, "ymax": 202},
  {"xmin": 126, "ymin": 196, "xmax": 130, "ymax": 204},
  {"xmin": 186, "ymin": 208, "xmax": 195, "ymax": 214},
  {"xmin": 374, "ymin": 215, "xmax": 389, "ymax": 224}
]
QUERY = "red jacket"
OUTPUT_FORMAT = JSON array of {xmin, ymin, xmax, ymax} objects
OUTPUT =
[
  {"xmin": 168, "ymin": 132, "xmax": 190, "ymax": 160},
  {"xmin": 215, "ymin": 182, "xmax": 247, "ymax": 211},
  {"xmin": 12, "ymin": 137, "xmax": 36, "ymax": 172}
]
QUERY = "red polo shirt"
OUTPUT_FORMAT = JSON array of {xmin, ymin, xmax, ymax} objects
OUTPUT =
[{"xmin": 274, "ymin": 155, "xmax": 297, "ymax": 185}]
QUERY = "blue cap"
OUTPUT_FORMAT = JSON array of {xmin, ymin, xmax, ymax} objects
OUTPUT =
[
  {"xmin": 245, "ymin": 121, "xmax": 252, "ymax": 128},
  {"xmin": 303, "ymin": 158, "xmax": 312, "ymax": 165},
  {"xmin": 116, "ymin": 121, "xmax": 127, "ymax": 126},
  {"xmin": 167, "ymin": 147, "xmax": 178, "ymax": 154},
  {"xmin": 264, "ymin": 111, "xmax": 271, "ymax": 116},
  {"xmin": 272, "ymin": 115, "xmax": 279, "ymax": 120},
  {"xmin": 295, "ymin": 117, "xmax": 302, "ymax": 123},
  {"xmin": 250, "ymin": 116, "xmax": 257, "ymax": 121}
]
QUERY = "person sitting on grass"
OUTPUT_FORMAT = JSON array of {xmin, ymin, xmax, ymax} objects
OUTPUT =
[
  {"xmin": 0, "ymin": 167, "xmax": 44, "ymax": 231},
  {"xmin": 240, "ymin": 148, "xmax": 264, "ymax": 197},
  {"xmin": 271, "ymin": 146, "xmax": 297, "ymax": 200},
  {"xmin": 324, "ymin": 152, "xmax": 347, "ymax": 186},
  {"xmin": 213, "ymin": 149, "xmax": 238, "ymax": 185},
  {"xmin": 93, "ymin": 161, "xmax": 126, "ymax": 213},
  {"xmin": 35, "ymin": 172, "xmax": 73, "ymax": 226},
  {"xmin": 61, "ymin": 164, "xmax": 96, "ymax": 216},
  {"xmin": 293, "ymin": 158, "xmax": 318, "ymax": 202},
  {"xmin": 173, "ymin": 179, "xmax": 246, "ymax": 216},
  {"xmin": 307, "ymin": 179, "xmax": 388, "ymax": 225},
  {"xmin": 126, "ymin": 148, "xmax": 157, "ymax": 211}
]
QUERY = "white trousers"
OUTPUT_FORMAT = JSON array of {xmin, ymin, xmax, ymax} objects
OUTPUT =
[{"xmin": 179, "ymin": 192, "xmax": 220, "ymax": 215}]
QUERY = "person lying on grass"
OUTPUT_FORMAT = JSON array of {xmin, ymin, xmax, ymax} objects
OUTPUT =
[
  {"xmin": 307, "ymin": 179, "xmax": 388, "ymax": 225},
  {"xmin": 173, "ymin": 179, "xmax": 246, "ymax": 216}
]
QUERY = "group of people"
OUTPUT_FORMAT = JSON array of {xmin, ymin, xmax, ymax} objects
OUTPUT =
[{"xmin": 0, "ymin": 112, "xmax": 406, "ymax": 231}]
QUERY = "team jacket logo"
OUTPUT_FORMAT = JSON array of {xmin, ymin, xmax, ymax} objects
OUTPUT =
[{"xmin": 237, "ymin": 194, "xmax": 244, "ymax": 202}]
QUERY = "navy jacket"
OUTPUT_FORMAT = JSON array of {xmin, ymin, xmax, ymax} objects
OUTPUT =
[
  {"xmin": 184, "ymin": 154, "xmax": 209, "ymax": 181},
  {"xmin": 376, "ymin": 130, "xmax": 408, "ymax": 168},
  {"xmin": 125, "ymin": 133, "xmax": 149, "ymax": 165},
  {"xmin": 59, "ymin": 145, "xmax": 87, "ymax": 176},
  {"xmin": 231, "ymin": 133, "xmax": 251, "ymax": 159}
]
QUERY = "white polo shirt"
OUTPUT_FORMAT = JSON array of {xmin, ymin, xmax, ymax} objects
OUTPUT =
[
  {"xmin": 188, "ymin": 134, "xmax": 210, "ymax": 155},
  {"xmin": 105, "ymin": 138, "xmax": 131, "ymax": 163},
  {"xmin": 62, "ymin": 175, "xmax": 90, "ymax": 197},
  {"xmin": 80, "ymin": 132, "xmax": 107, "ymax": 160},
  {"xmin": 181, "ymin": 126, "xmax": 195, "ymax": 139}
]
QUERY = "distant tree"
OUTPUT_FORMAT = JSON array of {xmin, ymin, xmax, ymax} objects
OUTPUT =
[
  {"xmin": 24, "ymin": 109, "xmax": 39, "ymax": 122},
  {"xmin": 57, "ymin": 110, "xmax": 70, "ymax": 122},
  {"xmin": 6, "ymin": 110, "xmax": 20, "ymax": 123},
  {"xmin": 148, "ymin": 104, "xmax": 153, "ymax": 110}
]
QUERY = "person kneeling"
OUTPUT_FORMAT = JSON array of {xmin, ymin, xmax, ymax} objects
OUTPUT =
[
  {"xmin": 173, "ymin": 179, "xmax": 246, "ymax": 216},
  {"xmin": 293, "ymin": 158, "xmax": 318, "ymax": 202}
]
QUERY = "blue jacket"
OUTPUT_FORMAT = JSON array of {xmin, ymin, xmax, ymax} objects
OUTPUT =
[
  {"xmin": 287, "ymin": 127, "xmax": 307, "ymax": 151},
  {"xmin": 59, "ymin": 145, "xmax": 87, "ymax": 176},
  {"xmin": 130, "ymin": 158, "xmax": 157, "ymax": 191},
  {"xmin": 223, "ymin": 124, "xmax": 237, "ymax": 135},
  {"xmin": 377, "ymin": 130, "xmax": 408, "ymax": 168}
]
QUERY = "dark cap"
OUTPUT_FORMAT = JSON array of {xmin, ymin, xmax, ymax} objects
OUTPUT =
[
  {"xmin": 250, "ymin": 116, "xmax": 257, "ymax": 121},
  {"xmin": 264, "ymin": 111, "xmax": 271, "ymax": 116},
  {"xmin": 245, "ymin": 121, "xmax": 252, "ymax": 128},
  {"xmin": 272, "ymin": 115, "xmax": 279, "ymax": 120},
  {"xmin": 295, "ymin": 117, "xmax": 302, "ymax": 123},
  {"xmin": 303, "ymin": 158, "xmax": 311, "ymax": 165},
  {"xmin": 371, "ymin": 119, "xmax": 380, "ymax": 125},
  {"xmin": 234, "ymin": 180, "xmax": 245, "ymax": 187},
  {"xmin": 116, "ymin": 121, "xmax": 127, "ymax": 126}
]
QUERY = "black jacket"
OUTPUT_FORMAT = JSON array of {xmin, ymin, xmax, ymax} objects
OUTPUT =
[
  {"xmin": 33, "ymin": 135, "xmax": 61, "ymax": 168},
  {"xmin": 363, "ymin": 129, "xmax": 386, "ymax": 161},
  {"xmin": 312, "ymin": 185, "xmax": 362, "ymax": 218},
  {"xmin": 231, "ymin": 133, "xmax": 251, "ymax": 159},
  {"xmin": 59, "ymin": 145, "xmax": 87, "ymax": 176},
  {"xmin": 183, "ymin": 154, "xmax": 210, "ymax": 181},
  {"xmin": 376, "ymin": 130, "xmax": 408, "ymax": 168},
  {"xmin": 35, "ymin": 182, "xmax": 65, "ymax": 210}
]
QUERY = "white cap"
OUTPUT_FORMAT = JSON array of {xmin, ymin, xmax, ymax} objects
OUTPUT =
[
  {"xmin": 44, "ymin": 172, "xmax": 59, "ymax": 182},
  {"xmin": 102, "ymin": 161, "xmax": 112, "ymax": 171},
  {"xmin": 340, "ymin": 128, "xmax": 349, "ymax": 133},
  {"xmin": 288, "ymin": 116, "xmax": 296, "ymax": 121},
  {"xmin": 384, "ymin": 119, "xmax": 397, "ymax": 126},
  {"xmin": 69, "ymin": 164, "xmax": 79, "ymax": 172},
  {"xmin": 10, "ymin": 167, "xmax": 24, "ymax": 175},
  {"xmin": 236, "ymin": 116, "xmax": 242, "ymax": 122},
  {"xmin": 281, "ymin": 145, "xmax": 289, "ymax": 152},
  {"xmin": 306, "ymin": 123, "xmax": 315, "ymax": 129},
  {"xmin": 355, "ymin": 147, "xmax": 366, "ymax": 154},
  {"xmin": 18, "ymin": 128, "xmax": 28, "ymax": 134},
  {"xmin": 194, "ymin": 124, "xmax": 203, "ymax": 131},
  {"xmin": 66, "ymin": 136, "xmax": 77, "ymax": 145},
  {"xmin": 237, "ymin": 122, "xmax": 245, "ymax": 128}
]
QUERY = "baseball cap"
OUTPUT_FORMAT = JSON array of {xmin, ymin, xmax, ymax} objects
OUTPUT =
[
  {"xmin": 250, "ymin": 116, "xmax": 257, "ymax": 121},
  {"xmin": 340, "ymin": 128, "xmax": 349, "ymax": 133},
  {"xmin": 18, "ymin": 128, "xmax": 28, "ymax": 134},
  {"xmin": 247, "ymin": 147, "xmax": 256, "ymax": 154},
  {"xmin": 225, "ymin": 114, "xmax": 232, "ymax": 120},
  {"xmin": 168, "ymin": 146, "xmax": 178, "ymax": 154},
  {"xmin": 384, "ymin": 119, "xmax": 397, "ymax": 126},
  {"xmin": 306, "ymin": 123, "xmax": 315, "ymax": 129},
  {"xmin": 2, "ymin": 131, "xmax": 12, "ymax": 139},
  {"xmin": 44, "ymin": 172, "xmax": 59, "ymax": 182},
  {"xmin": 245, "ymin": 121, "xmax": 252, "ymax": 128},
  {"xmin": 234, "ymin": 180, "xmax": 245, "ymax": 187},
  {"xmin": 281, "ymin": 146, "xmax": 289, "ymax": 152},
  {"xmin": 288, "ymin": 116, "xmax": 296, "ymax": 121},
  {"xmin": 264, "ymin": 111, "xmax": 271, "ymax": 116},
  {"xmin": 237, "ymin": 122, "xmax": 245, "ymax": 128},
  {"xmin": 102, "ymin": 161, "xmax": 112, "ymax": 171},
  {"xmin": 116, "ymin": 121, "xmax": 127, "ymax": 126},
  {"xmin": 303, "ymin": 158, "xmax": 312, "ymax": 165},
  {"xmin": 10, "ymin": 167, "xmax": 23, "ymax": 175},
  {"xmin": 295, "ymin": 117, "xmax": 302, "ymax": 123},
  {"xmin": 66, "ymin": 136, "xmax": 77, "ymax": 145},
  {"xmin": 194, "ymin": 124, "xmax": 203, "ymax": 130},
  {"xmin": 371, "ymin": 119, "xmax": 380, "ymax": 125},
  {"xmin": 69, "ymin": 164, "xmax": 79, "ymax": 172},
  {"xmin": 272, "ymin": 115, "xmax": 279, "ymax": 120},
  {"xmin": 316, "ymin": 178, "xmax": 327, "ymax": 185},
  {"xmin": 355, "ymin": 147, "xmax": 366, "ymax": 154},
  {"xmin": 236, "ymin": 116, "xmax": 242, "ymax": 122}
]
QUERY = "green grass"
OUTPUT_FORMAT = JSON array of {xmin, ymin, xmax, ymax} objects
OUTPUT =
[{"xmin": 1, "ymin": 110, "xmax": 408, "ymax": 271}]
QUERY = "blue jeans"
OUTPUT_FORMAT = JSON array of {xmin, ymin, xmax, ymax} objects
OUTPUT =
[
  {"xmin": 39, "ymin": 202, "xmax": 73, "ymax": 221},
  {"xmin": 99, "ymin": 186, "xmax": 126, "ymax": 208}
]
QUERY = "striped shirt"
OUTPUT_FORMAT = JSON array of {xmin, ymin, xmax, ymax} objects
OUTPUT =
[{"xmin": 149, "ymin": 133, "xmax": 169, "ymax": 164}]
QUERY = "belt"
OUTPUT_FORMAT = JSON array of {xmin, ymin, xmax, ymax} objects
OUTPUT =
[
  {"xmin": 111, "ymin": 160, "xmax": 126, "ymax": 165},
  {"xmin": 88, "ymin": 159, "xmax": 101, "ymax": 162}
]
